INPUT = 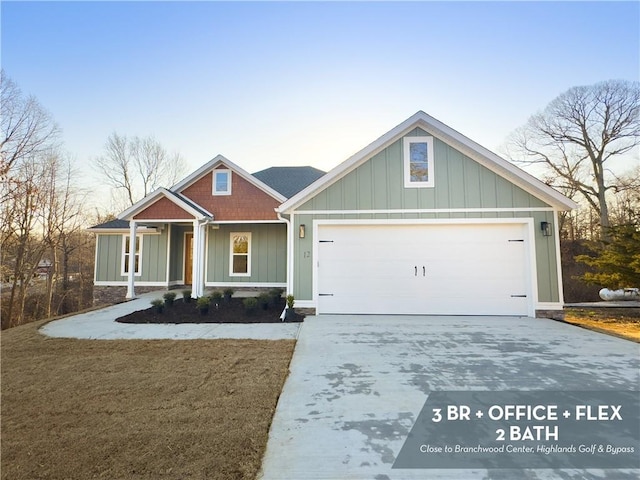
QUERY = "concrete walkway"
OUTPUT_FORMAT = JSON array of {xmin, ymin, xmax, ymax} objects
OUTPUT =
[
  {"xmin": 259, "ymin": 315, "xmax": 640, "ymax": 480},
  {"xmin": 40, "ymin": 291, "xmax": 300, "ymax": 340}
]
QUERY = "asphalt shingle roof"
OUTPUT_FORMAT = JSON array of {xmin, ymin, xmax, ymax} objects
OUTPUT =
[
  {"xmin": 253, "ymin": 166, "xmax": 326, "ymax": 199},
  {"xmin": 90, "ymin": 166, "xmax": 326, "ymax": 230},
  {"xmin": 89, "ymin": 219, "xmax": 129, "ymax": 230}
]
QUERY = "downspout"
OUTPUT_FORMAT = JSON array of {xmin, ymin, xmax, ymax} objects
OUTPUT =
[
  {"xmin": 193, "ymin": 216, "xmax": 215, "ymax": 298},
  {"xmin": 277, "ymin": 211, "xmax": 292, "ymax": 321},
  {"xmin": 276, "ymin": 211, "xmax": 292, "ymax": 295}
]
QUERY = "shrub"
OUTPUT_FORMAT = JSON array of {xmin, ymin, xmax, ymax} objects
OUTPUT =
[
  {"xmin": 243, "ymin": 297, "xmax": 258, "ymax": 314},
  {"xmin": 163, "ymin": 291, "xmax": 177, "ymax": 307},
  {"xmin": 210, "ymin": 291, "xmax": 223, "ymax": 304},
  {"xmin": 150, "ymin": 299, "xmax": 164, "ymax": 313},
  {"xmin": 286, "ymin": 294, "xmax": 295, "ymax": 309},
  {"xmin": 196, "ymin": 296, "xmax": 210, "ymax": 314},
  {"xmin": 269, "ymin": 288, "xmax": 284, "ymax": 304},
  {"xmin": 257, "ymin": 293, "xmax": 270, "ymax": 310},
  {"xmin": 223, "ymin": 288, "xmax": 234, "ymax": 300},
  {"xmin": 182, "ymin": 289, "xmax": 192, "ymax": 303}
]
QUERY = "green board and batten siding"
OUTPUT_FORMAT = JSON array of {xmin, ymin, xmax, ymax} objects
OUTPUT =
[
  {"xmin": 205, "ymin": 224, "xmax": 287, "ymax": 285},
  {"xmin": 96, "ymin": 223, "xmax": 287, "ymax": 285},
  {"xmin": 298, "ymin": 129, "xmax": 548, "ymax": 212},
  {"xmin": 292, "ymin": 130, "xmax": 560, "ymax": 304},
  {"xmin": 94, "ymin": 230, "xmax": 168, "ymax": 283}
]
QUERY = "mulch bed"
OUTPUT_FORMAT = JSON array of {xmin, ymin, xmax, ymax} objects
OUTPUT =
[{"xmin": 116, "ymin": 296, "xmax": 304, "ymax": 324}]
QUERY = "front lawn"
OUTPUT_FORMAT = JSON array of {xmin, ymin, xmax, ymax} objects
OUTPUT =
[
  {"xmin": 1, "ymin": 320, "xmax": 295, "ymax": 480},
  {"xmin": 564, "ymin": 307, "xmax": 640, "ymax": 342}
]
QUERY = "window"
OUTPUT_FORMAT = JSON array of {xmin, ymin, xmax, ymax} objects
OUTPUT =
[
  {"xmin": 230, "ymin": 232, "xmax": 251, "ymax": 276},
  {"xmin": 122, "ymin": 235, "xmax": 142, "ymax": 276},
  {"xmin": 213, "ymin": 170, "xmax": 231, "ymax": 195},
  {"xmin": 403, "ymin": 136, "xmax": 435, "ymax": 188}
]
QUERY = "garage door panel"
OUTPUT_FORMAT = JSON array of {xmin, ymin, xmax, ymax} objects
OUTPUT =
[{"xmin": 317, "ymin": 223, "xmax": 530, "ymax": 316}]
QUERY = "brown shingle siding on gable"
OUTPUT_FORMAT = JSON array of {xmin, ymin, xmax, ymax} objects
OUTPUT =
[
  {"xmin": 133, "ymin": 197, "xmax": 196, "ymax": 220},
  {"xmin": 181, "ymin": 170, "xmax": 280, "ymax": 221}
]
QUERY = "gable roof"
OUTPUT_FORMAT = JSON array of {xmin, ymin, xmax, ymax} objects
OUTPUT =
[
  {"xmin": 277, "ymin": 111, "xmax": 578, "ymax": 213},
  {"xmin": 172, "ymin": 154, "xmax": 287, "ymax": 203},
  {"xmin": 117, "ymin": 187, "xmax": 213, "ymax": 221},
  {"xmin": 253, "ymin": 166, "xmax": 326, "ymax": 198}
]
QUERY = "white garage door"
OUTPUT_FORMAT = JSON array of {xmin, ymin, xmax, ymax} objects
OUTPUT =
[{"xmin": 316, "ymin": 223, "xmax": 531, "ymax": 316}]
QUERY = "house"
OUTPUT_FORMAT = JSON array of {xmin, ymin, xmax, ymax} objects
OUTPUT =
[
  {"xmin": 90, "ymin": 111, "xmax": 576, "ymax": 317},
  {"xmin": 89, "ymin": 160, "xmax": 325, "ymax": 304}
]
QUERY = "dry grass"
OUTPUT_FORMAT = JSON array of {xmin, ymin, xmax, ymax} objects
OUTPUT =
[
  {"xmin": 1, "ymin": 320, "xmax": 295, "ymax": 480},
  {"xmin": 564, "ymin": 307, "xmax": 640, "ymax": 342}
]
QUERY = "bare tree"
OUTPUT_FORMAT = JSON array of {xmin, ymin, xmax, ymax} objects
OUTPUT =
[
  {"xmin": 40, "ymin": 155, "xmax": 87, "ymax": 317},
  {"xmin": 93, "ymin": 132, "xmax": 187, "ymax": 208},
  {"xmin": 0, "ymin": 74, "xmax": 91, "ymax": 328},
  {"xmin": 2, "ymin": 155, "xmax": 52, "ymax": 327},
  {"xmin": 506, "ymin": 80, "xmax": 640, "ymax": 236},
  {"xmin": 1, "ymin": 70, "xmax": 60, "ymax": 189}
]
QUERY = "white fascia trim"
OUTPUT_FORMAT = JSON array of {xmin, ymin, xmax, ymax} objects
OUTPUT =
[
  {"xmin": 90, "ymin": 227, "xmax": 160, "ymax": 234},
  {"xmin": 168, "ymin": 280, "xmax": 184, "ymax": 286},
  {"xmin": 210, "ymin": 220, "xmax": 287, "ymax": 224},
  {"xmin": 205, "ymin": 282, "xmax": 287, "ymax": 288},
  {"xmin": 133, "ymin": 219, "xmax": 197, "ymax": 224},
  {"xmin": 313, "ymin": 217, "xmax": 537, "ymax": 227},
  {"xmin": 295, "ymin": 207, "xmax": 555, "ymax": 215},
  {"xmin": 94, "ymin": 281, "xmax": 169, "ymax": 287},
  {"xmin": 277, "ymin": 111, "xmax": 577, "ymax": 213},
  {"xmin": 172, "ymin": 154, "xmax": 287, "ymax": 203}
]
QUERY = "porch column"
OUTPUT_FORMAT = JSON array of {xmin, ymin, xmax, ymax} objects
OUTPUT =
[
  {"xmin": 125, "ymin": 220, "xmax": 137, "ymax": 299},
  {"xmin": 192, "ymin": 220, "xmax": 205, "ymax": 298}
]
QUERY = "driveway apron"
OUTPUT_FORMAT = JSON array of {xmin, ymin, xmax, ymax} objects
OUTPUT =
[{"xmin": 259, "ymin": 315, "xmax": 640, "ymax": 480}]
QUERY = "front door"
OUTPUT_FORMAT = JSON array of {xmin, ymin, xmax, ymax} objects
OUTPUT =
[{"xmin": 185, "ymin": 232, "xmax": 193, "ymax": 285}]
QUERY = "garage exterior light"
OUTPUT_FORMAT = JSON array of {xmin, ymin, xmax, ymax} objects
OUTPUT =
[{"xmin": 541, "ymin": 221, "xmax": 552, "ymax": 237}]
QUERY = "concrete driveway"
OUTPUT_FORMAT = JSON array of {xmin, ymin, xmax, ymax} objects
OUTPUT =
[{"xmin": 259, "ymin": 315, "xmax": 640, "ymax": 480}]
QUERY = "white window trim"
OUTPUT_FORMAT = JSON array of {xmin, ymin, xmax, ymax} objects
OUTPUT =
[
  {"xmin": 213, "ymin": 169, "xmax": 232, "ymax": 195},
  {"xmin": 121, "ymin": 234, "xmax": 143, "ymax": 277},
  {"xmin": 229, "ymin": 232, "xmax": 251, "ymax": 277},
  {"xmin": 403, "ymin": 136, "xmax": 435, "ymax": 188}
]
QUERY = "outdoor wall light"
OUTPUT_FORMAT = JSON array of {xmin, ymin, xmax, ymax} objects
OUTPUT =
[
  {"xmin": 299, "ymin": 224, "xmax": 306, "ymax": 238},
  {"xmin": 541, "ymin": 221, "xmax": 552, "ymax": 237}
]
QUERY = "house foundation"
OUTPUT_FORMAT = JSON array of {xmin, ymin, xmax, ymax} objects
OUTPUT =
[
  {"xmin": 535, "ymin": 309, "xmax": 565, "ymax": 321},
  {"xmin": 93, "ymin": 286, "xmax": 166, "ymax": 306}
]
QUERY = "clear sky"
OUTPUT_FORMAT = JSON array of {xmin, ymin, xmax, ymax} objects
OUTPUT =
[{"xmin": 2, "ymin": 1, "xmax": 639, "ymax": 211}]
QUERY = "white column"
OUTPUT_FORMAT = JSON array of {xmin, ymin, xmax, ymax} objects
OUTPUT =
[
  {"xmin": 192, "ymin": 220, "xmax": 205, "ymax": 298},
  {"xmin": 125, "ymin": 220, "xmax": 137, "ymax": 299}
]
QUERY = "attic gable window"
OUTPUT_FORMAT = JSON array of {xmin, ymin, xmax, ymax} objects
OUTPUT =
[
  {"xmin": 213, "ymin": 169, "xmax": 231, "ymax": 195},
  {"xmin": 403, "ymin": 136, "xmax": 435, "ymax": 188}
]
